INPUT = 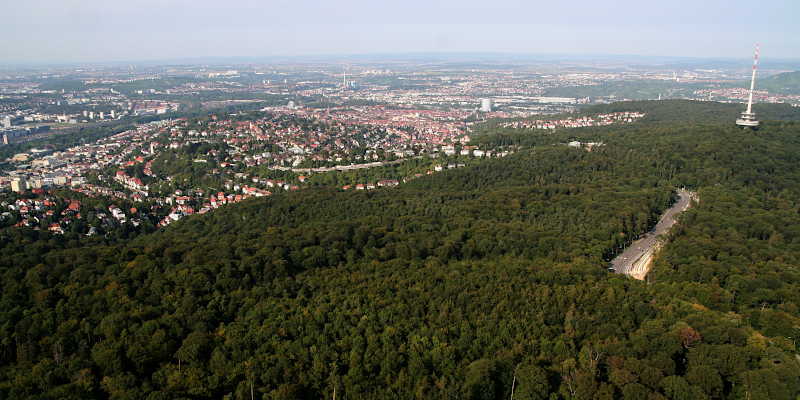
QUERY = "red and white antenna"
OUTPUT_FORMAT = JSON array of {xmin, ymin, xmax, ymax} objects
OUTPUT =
[
  {"xmin": 745, "ymin": 44, "xmax": 759, "ymax": 115},
  {"xmin": 737, "ymin": 44, "xmax": 761, "ymax": 128}
]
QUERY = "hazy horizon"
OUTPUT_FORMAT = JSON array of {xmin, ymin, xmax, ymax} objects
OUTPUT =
[
  {"xmin": 2, "ymin": 0, "xmax": 798, "ymax": 64},
  {"xmin": 6, "ymin": 51, "xmax": 800, "ymax": 68}
]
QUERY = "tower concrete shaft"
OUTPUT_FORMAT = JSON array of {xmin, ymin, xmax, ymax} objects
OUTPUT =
[
  {"xmin": 736, "ymin": 44, "xmax": 760, "ymax": 128},
  {"xmin": 745, "ymin": 44, "xmax": 759, "ymax": 115}
]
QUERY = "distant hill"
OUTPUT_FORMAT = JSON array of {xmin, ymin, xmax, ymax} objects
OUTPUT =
[
  {"xmin": 543, "ymin": 80, "xmax": 712, "ymax": 100},
  {"xmin": 584, "ymin": 99, "xmax": 800, "ymax": 123},
  {"xmin": 758, "ymin": 71, "xmax": 800, "ymax": 94}
]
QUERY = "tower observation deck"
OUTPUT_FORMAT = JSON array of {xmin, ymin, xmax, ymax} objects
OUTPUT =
[{"xmin": 736, "ymin": 45, "xmax": 760, "ymax": 128}]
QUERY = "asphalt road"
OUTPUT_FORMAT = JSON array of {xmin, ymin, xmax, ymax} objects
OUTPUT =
[
  {"xmin": 269, "ymin": 156, "xmax": 422, "ymax": 173},
  {"xmin": 610, "ymin": 189, "xmax": 694, "ymax": 276}
]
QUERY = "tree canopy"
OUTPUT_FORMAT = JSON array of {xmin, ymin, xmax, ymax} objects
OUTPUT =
[{"xmin": 1, "ymin": 101, "xmax": 800, "ymax": 399}]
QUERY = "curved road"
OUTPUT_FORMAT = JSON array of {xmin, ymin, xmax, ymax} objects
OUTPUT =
[
  {"xmin": 610, "ymin": 189, "xmax": 695, "ymax": 279},
  {"xmin": 269, "ymin": 157, "xmax": 418, "ymax": 173}
]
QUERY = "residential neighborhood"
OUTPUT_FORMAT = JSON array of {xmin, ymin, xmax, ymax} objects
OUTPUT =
[{"xmin": 0, "ymin": 107, "xmax": 528, "ymax": 233}]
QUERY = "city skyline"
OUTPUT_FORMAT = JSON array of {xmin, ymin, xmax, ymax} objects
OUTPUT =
[{"xmin": 2, "ymin": 0, "xmax": 799, "ymax": 63}]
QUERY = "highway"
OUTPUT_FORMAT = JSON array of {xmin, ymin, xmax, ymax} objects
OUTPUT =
[{"xmin": 610, "ymin": 189, "xmax": 695, "ymax": 279}]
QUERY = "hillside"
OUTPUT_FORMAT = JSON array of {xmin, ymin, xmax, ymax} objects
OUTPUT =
[
  {"xmin": 2, "ymin": 102, "xmax": 800, "ymax": 399},
  {"xmin": 472, "ymin": 100, "xmax": 800, "ymax": 139},
  {"xmin": 758, "ymin": 71, "xmax": 800, "ymax": 95},
  {"xmin": 583, "ymin": 99, "xmax": 800, "ymax": 123},
  {"xmin": 543, "ymin": 80, "xmax": 707, "ymax": 100}
]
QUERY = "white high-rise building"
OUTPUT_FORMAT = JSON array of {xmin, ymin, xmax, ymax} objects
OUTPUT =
[
  {"xmin": 11, "ymin": 178, "xmax": 26, "ymax": 193},
  {"xmin": 480, "ymin": 98, "xmax": 493, "ymax": 112}
]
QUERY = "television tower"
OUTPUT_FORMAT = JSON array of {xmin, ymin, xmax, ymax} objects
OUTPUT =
[{"xmin": 736, "ymin": 44, "xmax": 760, "ymax": 128}]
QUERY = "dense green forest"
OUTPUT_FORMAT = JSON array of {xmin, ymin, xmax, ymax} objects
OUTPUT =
[
  {"xmin": 582, "ymin": 100, "xmax": 800, "ymax": 124},
  {"xmin": 1, "ymin": 102, "xmax": 800, "ymax": 399},
  {"xmin": 472, "ymin": 100, "xmax": 800, "ymax": 140}
]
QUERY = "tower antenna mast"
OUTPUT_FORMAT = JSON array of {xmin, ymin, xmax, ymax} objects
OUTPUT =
[{"xmin": 736, "ymin": 44, "xmax": 760, "ymax": 128}]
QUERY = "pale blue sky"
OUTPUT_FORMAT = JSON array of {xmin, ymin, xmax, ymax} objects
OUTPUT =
[{"xmin": 2, "ymin": 0, "xmax": 798, "ymax": 63}]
